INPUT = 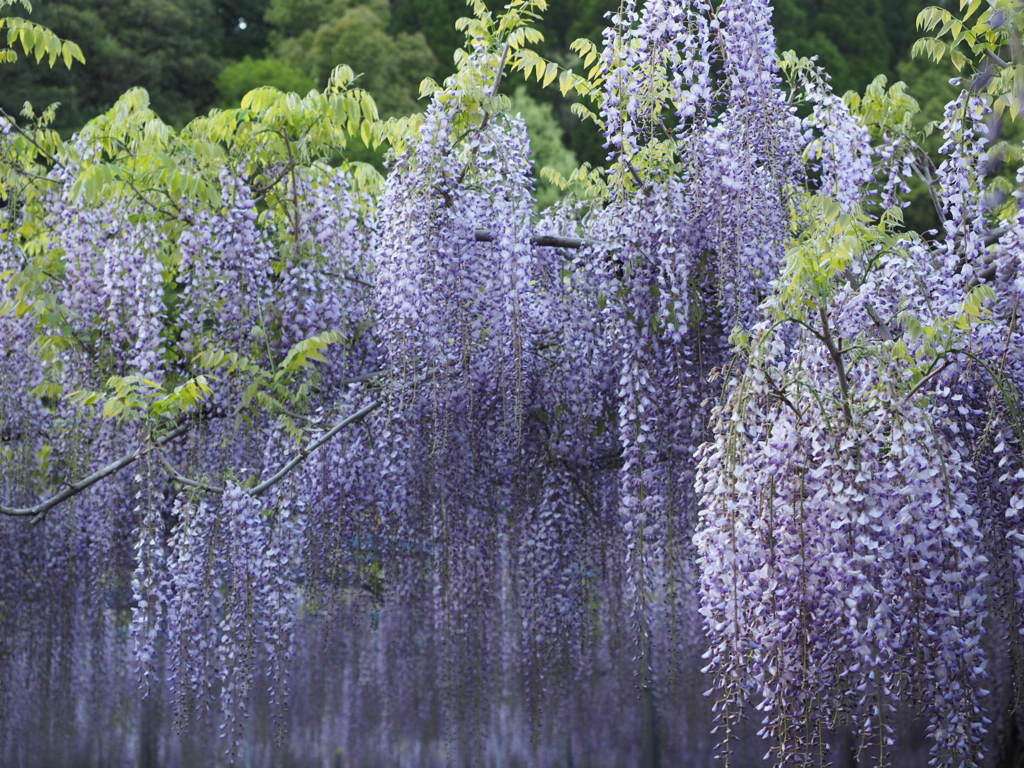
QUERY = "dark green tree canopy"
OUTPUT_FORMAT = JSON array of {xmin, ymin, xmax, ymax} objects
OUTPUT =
[
  {"xmin": 0, "ymin": 0, "xmax": 933, "ymax": 140},
  {"xmin": 268, "ymin": 0, "xmax": 439, "ymax": 116},
  {"xmin": 214, "ymin": 56, "xmax": 315, "ymax": 106},
  {"xmin": 1, "ymin": 0, "xmax": 227, "ymax": 130}
]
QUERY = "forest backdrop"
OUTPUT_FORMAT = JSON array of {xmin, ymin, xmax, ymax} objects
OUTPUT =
[{"xmin": 0, "ymin": 0, "xmax": 937, "ymax": 161}]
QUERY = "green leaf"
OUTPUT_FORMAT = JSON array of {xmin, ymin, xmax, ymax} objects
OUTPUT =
[{"xmin": 101, "ymin": 398, "xmax": 125, "ymax": 419}]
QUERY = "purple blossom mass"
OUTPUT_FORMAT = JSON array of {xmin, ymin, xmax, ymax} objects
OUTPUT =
[{"xmin": 1, "ymin": 1, "xmax": 1023, "ymax": 766}]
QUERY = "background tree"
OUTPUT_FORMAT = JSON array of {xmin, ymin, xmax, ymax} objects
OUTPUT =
[
  {"xmin": 219, "ymin": 0, "xmax": 271, "ymax": 59},
  {"xmin": 0, "ymin": 0, "xmax": 226, "ymax": 130},
  {"xmin": 774, "ymin": 0, "xmax": 929, "ymax": 94},
  {"xmin": 264, "ymin": 0, "xmax": 438, "ymax": 116},
  {"xmin": 0, "ymin": 0, "xmax": 938, "ymax": 154},
  {"xmin": 214, "ymin": 56, "xmax": 315, "ymax": 105}
]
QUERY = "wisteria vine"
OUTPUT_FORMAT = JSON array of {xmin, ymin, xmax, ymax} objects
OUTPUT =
[{"xmin": 1, "ymin": 1, "xmax": 1023, "ymax": 767}]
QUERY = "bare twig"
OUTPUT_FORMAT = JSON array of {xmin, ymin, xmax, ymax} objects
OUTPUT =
[
  {"xmin": 911, "ymin": 145, "xmax": 946, "ymax": 225},
  {"xmin": 818, "ymin": 306, "xmax": 854, "ymax": 427},
  {"xmin": 122, "ymin": 174, "xmax": 182, "ymax": 220},
  {"xmin": 252, "ymin": 160, "xmax": 298, "ymax": 202},
  {"xmin": 321, "ymin": 270, "xmax": 374, "ymax": 288},
  {"xmin": 10, "ymin": 166, "xmax": 59, "ymax": 184},
  {"xmin": 340, "ymin": 369, "xmax": 385, "ymax": 386},
  {"xmin": 251, "ymin": 398, "xmax": 382, "ymax": 496},
  {"xmin": 902, "ymin": 357, "xmax": 958, "ymax": 404},
  {"xmin": 159, "ymin": 454, "xmax": 226, "ymax": 495},
  {"xmin": 0, "ymin": 106, "xmax": 64, "ymax": 169},
  {"xmin": 864, "ymin": 302, "xmax": 894, "ymax": 341},
  {"xmin": 284, "ymin": 134, "xmax": 301, "ymax": 239},
  {"xmin": 490, "ymin": 40, "xmax": 512, "ymax": 98},
  {"xmin": 986, "ymin": 49, "xmax": 1011, "ymax": 70}
]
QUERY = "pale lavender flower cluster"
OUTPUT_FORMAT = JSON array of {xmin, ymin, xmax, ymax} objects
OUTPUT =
[
  {"xmin": 695, "ymin": 86, "xmax": 1023, "ymax": 764},
  {"xmin": 177, "ymin": 169, "xmax": 275, "ymax": 359},
  {"xmin": 937, "ymin": 91, "xmax": 992, "ymax": 267},
  {"xmin": 2, "ymin": 1, "xmax": 1024, "ymax": 766},
  {"xmin": 696, "ymin": 316, "xmax": 989, "ymax": 765},
  {"xmin": 599, "ymin": 0, "xmax": 714, "ymax": 158},
  {"xmin": 802, "ymin": 81, "xmax": 875, "ymax": 210},
  {"xmin": 50, "ymin": 190, "xmax": 166, "ymax": 381}
]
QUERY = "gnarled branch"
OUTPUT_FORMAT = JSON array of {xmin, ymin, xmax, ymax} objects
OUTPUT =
[
  {"xmin": 251, "ymin": 398, "xmax": 381, "ymax": 496},
  {"xmin": 0, "ymin": 422, "xmax": 191, "ymax": 523},
  {"xmin": 474, "ymin": 229, "xmax": 586, "ymax": 249}
]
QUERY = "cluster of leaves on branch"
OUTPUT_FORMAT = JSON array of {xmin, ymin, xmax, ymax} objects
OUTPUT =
[
  {"xmin": 1, "ymin": 1, "xmax": 1024, "ymax": 767},
  {"xmin": 0, "ymin": 0, "xmax": 81, "ymax": 68}
]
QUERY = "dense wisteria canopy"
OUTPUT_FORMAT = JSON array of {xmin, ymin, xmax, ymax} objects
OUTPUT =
[{"xmin": 1, "ymin": 0, "xmax": 1023, "ymax": 766}]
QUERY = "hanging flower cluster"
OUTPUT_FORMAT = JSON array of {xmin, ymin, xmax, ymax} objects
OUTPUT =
[{"xmin": 0, "ymin": 1, "xmax": 1023, "ymax": 766}]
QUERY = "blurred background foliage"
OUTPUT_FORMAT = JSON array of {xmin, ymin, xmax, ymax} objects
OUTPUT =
[{"xmin": 0, "ymin": 0, "xmax": 955, "ymax": 188}]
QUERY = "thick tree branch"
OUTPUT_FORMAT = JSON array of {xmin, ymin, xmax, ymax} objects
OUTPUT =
[
  {"xmin": 251, "ymin": 398, "xmax": 382, "ymax": 496},
  {"xmin": 0, "ymin": 423, "xmax": 191, "ymax": 523},
  {"xmin": 474, "ymin": 229, "xmax": 586, "ymax": 249},
  {"xmin": 163, "ymin": 398, "xmax": 385, "ymax": 498},
  {"xmin": 2, "ymin": 367, "xmax": 390, "ymax": 520},
  {"xmin": 985, "ymin": 49, "xmax": 1011, "ymax": 70}
]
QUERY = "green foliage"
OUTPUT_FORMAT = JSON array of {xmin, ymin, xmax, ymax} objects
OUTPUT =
[
  {"xmin": 55, "ymin": 66, "xmax": 385, "ymax": 216},
  {"xmin": 389, "ymin": 0, "xmax": 473, "ymax": 67},
  {"xmin": 194, "ymin": 330, "xmax": 345, "ymax": 435},
  {"xmin": 67, "ymin": 374, "xmax": 214, "ymax": 423},
  {"xmin": 0, "ymin": 13, "xmax": 83, "ymax": 68},
  {"xmin": 510, "ymin": 86, "xmax": 577, "ymax": 207},
  {"xmin": 266, "ymin": 0, "xmax": 440, "ymax": 117},
  {"xmin": 1, "ymin": 0, "xmax": 227, "ymax": 132},
  {"xmin": 915, "ymin": 0, "xmax": 1024, "ymax": 119},
  {"xmin": 84, "ymin": 369, "xmax": 186, "ymax": 425},
  {"xmin": 845, "ymin": 75, "xmax": 921, "ymax": 139},
  {"xmin": 776, "ymin": 195, "xmax": 887, "ymax": 320},
  {"xmin": 214, "ymin": 56, "xmax": 315, "ymax": 106},
  {"xmin": 65, "ymin": 328, "xmax": 346, "ymax": 428},
  {"xmin": 407, "ymin": 0, "xmax": 564, "ymax": 149}
]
